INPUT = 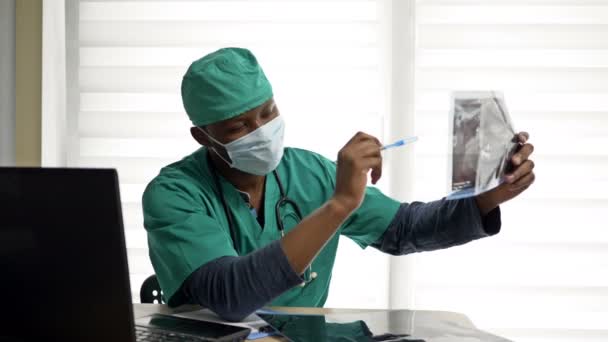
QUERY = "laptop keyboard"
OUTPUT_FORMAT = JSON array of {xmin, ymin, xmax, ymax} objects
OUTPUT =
[{"xmin": 135, "ymin": 326, "xmax": 216, "ymax": 342}]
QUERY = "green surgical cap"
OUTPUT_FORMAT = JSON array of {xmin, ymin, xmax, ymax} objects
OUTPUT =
[{"xmin": 181, "ymin": 48, "xmax": 273, "ymax": 127}]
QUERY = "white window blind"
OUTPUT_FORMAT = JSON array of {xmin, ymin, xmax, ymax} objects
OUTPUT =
[
  {"xmin": 412, "ymin": 1, "xmax": 608, "ymax": 341},
  {"xmin": 67, "ymin": 0, "xmax": 391, "ymax": 308}
]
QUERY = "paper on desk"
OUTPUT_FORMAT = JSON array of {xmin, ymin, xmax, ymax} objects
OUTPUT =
[{"xmin": 172, "ymin": 309, "xmax": 271, "ymax": 340}]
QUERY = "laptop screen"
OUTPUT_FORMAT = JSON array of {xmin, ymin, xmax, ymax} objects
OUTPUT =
[{"xmin": 0, "ymin": 168, "xmax": 135, "ymax": 341}]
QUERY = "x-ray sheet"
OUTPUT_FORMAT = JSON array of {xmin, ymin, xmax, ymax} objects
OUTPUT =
[{"xmin": 448, "ymin": 91, "xmax": 518, "ymax": 200}]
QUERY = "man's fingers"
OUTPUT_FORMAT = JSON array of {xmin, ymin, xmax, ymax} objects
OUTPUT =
[
  {"xmin": 359, "ymin": 144, "xmax": 382, "ymax": 158},
  {"xmin": 505, "ymin": 159, "xmax": 535, "ymax": 183},
  {"xmin": 359, "ymin": 156, "xmax": 382, "ymax": 169},
  {"xmin": 369, "ymin": 135, "xmax": 382, "ymax": 148},
  {"xmin": 364, "ymin": 156, "xmax": 383, "ymax": 184},
  {"xmin": 510, "ymin": 172, "xmax": 535, "ymax": 192},
  {"xmin": 346, "ymin": 131, "xmax": 374, "ymax": 146},
  {"xmin": 360, "ymin": 156, "xmax": 382, "ymax": 169},
  {"xmin": 370, "ymin": 164, "xmax": 383, "ymax": 184},
  {"xmin": 353, "ymin": 141, "xmax": 383, "ymax": 184},
  {"xmin": 352, "ymin": 131, "xmax": 381, "ymax": 145},
  {"xmin": 340, "ymin": 131, "xmax": 385, "ymax": 185},
  {"xmin": 517, "ymin": 132, "xmax": 530, "ymax": 143},
  {"xmin": 348, "ymin": 138, "xmax": 382, "ymax": 158},
  {"xmin": 340, "ymin": 135, "xmax": 381, "ymax": 161},
  {"xmin": 512, "ymin": 143, "xmax": 534, "ymax": 166}
]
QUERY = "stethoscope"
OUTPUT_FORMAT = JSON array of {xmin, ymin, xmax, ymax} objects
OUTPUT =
[{"xmin": 207, "ymin": 151, "xmax": 317, "ymax": 287}]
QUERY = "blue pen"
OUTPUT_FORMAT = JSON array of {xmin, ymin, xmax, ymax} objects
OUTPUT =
[{"xmin": 381, "ymin": 136, "xmax": 418, "ymax": 151}]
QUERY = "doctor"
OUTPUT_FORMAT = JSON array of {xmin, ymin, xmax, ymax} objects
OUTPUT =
[{"xmin": 143, "ymin": 48, "xmax": 535, "ymax": 321}]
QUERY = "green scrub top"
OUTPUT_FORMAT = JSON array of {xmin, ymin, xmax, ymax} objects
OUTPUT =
[{"xmin": 142, "ymin": 147, "xmax": 400, "ymax": 307}]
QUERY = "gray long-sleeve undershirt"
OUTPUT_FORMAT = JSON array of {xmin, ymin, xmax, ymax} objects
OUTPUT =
[{"xmin": 181, "ymin": 197, "xmax": 501, "ymax": 321}]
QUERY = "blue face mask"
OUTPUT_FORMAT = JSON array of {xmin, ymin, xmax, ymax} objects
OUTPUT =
[{"xmin": 199, "ymin": 116, "xmax": 285, "ymax": 176}]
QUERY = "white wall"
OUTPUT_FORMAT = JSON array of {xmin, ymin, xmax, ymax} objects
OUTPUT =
[{"xmin": 0, "ymin": 0, "xmax": 16, "ymax": 166}]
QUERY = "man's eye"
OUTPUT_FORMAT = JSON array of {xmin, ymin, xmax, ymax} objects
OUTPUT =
[
  {"xmin": 228, "ymin": 124, "xmax": 245, "ymax": 133},
  {"xmin": 262, "ymin": 108, "xmax": 277, "ymax": 119}
]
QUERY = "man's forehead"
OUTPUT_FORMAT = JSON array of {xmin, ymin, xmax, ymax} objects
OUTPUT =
[
  {"xmin": 212, "ymin": 99, "xmax": 275, "ymax": 126},
  {"xmin": 226, "ymin": 99, "xmax": 274, "ymax": 121}
]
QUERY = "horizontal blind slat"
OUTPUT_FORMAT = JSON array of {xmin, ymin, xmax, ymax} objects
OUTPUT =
[
  {"xmin": 80, "ymin": 21, "xmax": 378, "ymax": 47},
  {"xmin": 417, "ymin": 69, "xmax": 608, "ymax": 92},
  {"xmin": 80, "ymin": 67, "xmax": 380, "ymax": 93},
  {"xmin": 417, "ymin": 5, "xmax": 608, "ymax": 25},
  {"xmin": 417, "ymin": 49, "xmax": 608, "ymax": 68},
  {"xmin": 80, "ymin": 47, "xmax": 380, "ymax": 67},
  {"xmin": 80, "ymin": 1, "xmax": 378, "ymax": 22},
  {"xmin": 419, "ymin": 24, "xmax": 608, "ymax": 49}
]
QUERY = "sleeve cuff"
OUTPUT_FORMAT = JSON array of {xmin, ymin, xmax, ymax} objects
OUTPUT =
[
  {"xmin": 480, "ymin": 205, "xmax": 501, "ymax": 236},
  {"xmin": 269, "ymin": 240, "xmax": 305, "ymax": 287}
]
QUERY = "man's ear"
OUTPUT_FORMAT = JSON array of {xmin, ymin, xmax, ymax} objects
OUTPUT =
[{"xmin": 191, "ymin": 126, "xmax": 210, "ymax": 146}]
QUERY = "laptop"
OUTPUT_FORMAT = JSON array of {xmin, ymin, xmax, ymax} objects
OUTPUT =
[{"xmin": 0, "ymin": 168, "xmax": 251, "ymax": 342}]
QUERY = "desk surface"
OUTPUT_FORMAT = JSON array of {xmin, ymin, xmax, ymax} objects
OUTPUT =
[
  {"xmin": 133, "ymin": 304, "xmax": 392, "ymax": 341},
  {"xmin": 132, "ymin": 304, "xmax": 494, "ymax": 342},
  {"xmin": 133, "ymin": 303, "xmax": 386, "ymax": 319}
]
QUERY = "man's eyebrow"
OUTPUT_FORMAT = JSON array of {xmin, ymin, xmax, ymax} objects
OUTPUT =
[{"xmin": 222, "ymin": 117, "xmax": 246, "ymax": 127}]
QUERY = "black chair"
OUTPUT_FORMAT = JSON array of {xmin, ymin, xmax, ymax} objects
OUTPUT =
[{"xmin": 140, "ymin": 275, "xmax": 165, "ymax": 304}]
